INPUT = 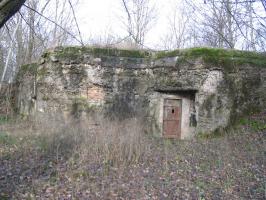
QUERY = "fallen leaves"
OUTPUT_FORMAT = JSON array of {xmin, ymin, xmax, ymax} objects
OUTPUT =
[{"xmin": 0, "ymin": 115, "xmax": 265, "ymax": 199}]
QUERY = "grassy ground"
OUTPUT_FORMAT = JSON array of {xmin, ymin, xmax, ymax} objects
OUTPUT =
[{"xmin": 0, "ymin": 112, "xmax": 265, "ymax": 200}]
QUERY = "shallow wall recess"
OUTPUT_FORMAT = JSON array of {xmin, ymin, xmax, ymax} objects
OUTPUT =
[{"xmin": 151, "ymin": 89, "xmax": 197, "ymax": 139}]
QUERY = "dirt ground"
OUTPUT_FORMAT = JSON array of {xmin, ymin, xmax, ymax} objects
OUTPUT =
[{"xmin": 0, "ymin": 112, "xmax": 265, "ymax": 200}]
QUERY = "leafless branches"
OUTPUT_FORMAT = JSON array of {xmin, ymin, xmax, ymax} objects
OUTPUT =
[
  {"xmin": 67, "ymin": 0, "xmax": 84, "ymax": 46},
  {"xmin": 120, "ymin": 0, "xmax": 157, "ymax": 48},
  {"xmin": 0, "ymin": 0, "xmax": 83, "ymax": 86},
  {"xmin": 23, "ymin": 3, "xmax": 84, "ymax": 46},
  {"xmin": 180, "ymin": 0, "xmax": 266, "ymax": 51}
]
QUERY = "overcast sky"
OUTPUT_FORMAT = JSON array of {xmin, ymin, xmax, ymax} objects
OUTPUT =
[
  {"xmin": 73, "ymin": 0, "xmax": 265, "ymax": 50},
  {"xmin": 76, "ymin": 0, "xmax": 176, "ymax": 48}
]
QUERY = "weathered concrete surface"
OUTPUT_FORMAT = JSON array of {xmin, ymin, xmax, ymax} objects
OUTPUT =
[{"xmin": 13, "ymin": 47, "xmax": 266, "ymax": 138}]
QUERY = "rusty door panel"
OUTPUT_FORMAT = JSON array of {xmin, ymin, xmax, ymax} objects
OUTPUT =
[
  {"xmin": 164, "ymin": 99, "xmax": 181, "ymax": 107},
  {"xmin": 163, "ymin": 107, "xmax": 180, "ymax": 120},
  {"xmin": 163, "ymin": 99, "xmax": 181, "ymax": 138},
  {"xmin": 163, "ymin": 121, "xmax": 181, "ymax": 135}
]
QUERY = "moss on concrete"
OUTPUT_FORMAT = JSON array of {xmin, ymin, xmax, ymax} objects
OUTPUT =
[
  {"xmin": 156, "ymin": 47, "xmax": 266, "ymax": 69},
  {"xmin": 18, "ymin": 63, "xmax": 38, "ymax": 76},
  {"xmin": 155, "ymin": 49, "xmax": 181, "ymax": 59},
  {"xmin": 16, "ymin": 63, "xmax": 38, "ymax": 82},
  {"xmin": 37, "ymin": 67, "xmax": 48, "ymax": 78},
  {"xmin": 92, "ymin": 47, "xmax": 151, "ymax": 58},
  {"xmin": 42, "ymin": 46, "xmax": 266, "ymax": 70},
  {"xmin": 70, "ymin": 97, "xmax": 102, "ymax": 117},
  {"xmin": 43, "ymin": 46, "xmax": 152, "ymax": 60}
]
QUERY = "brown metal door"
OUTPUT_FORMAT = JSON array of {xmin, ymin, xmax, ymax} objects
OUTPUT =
[{"xmin": 163, "ymin": 99, "xmax": 182, "ymax": 138}]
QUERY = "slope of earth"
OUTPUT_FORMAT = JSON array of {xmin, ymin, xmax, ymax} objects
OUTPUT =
[{"xmin": 0, "ymin": 111, "xmax": 265, "ymax": 200}]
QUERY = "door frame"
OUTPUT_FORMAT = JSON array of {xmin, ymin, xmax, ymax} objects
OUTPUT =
[{"xmin": 162, "ymin": 98, "xmax": 182, "ymax": 139}]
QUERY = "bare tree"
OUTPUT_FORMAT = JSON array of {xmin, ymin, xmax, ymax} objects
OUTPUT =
[
  {"xmin": 180, "ymin": 0, "xmax": 266, "ymax": 51},
  {"xmin": 121, "ymin": 0, "xmax": 157, "ymax": 48},
  {"xmin": 0, "ymin": 0, "xmax": 82, "ymax": 85},
  {"xmin": 160, "ymin": 0, "xmax": 194, "ymax": 50},
  {"xmin": 0, "ymin": 0, "xmax": 83, "ymax": 117},
  {"xmin": 196, "ymin": 0, "xmax": 238, "ymax": 48}
]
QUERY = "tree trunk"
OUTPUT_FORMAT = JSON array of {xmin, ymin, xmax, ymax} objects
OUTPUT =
[{"xmin": 0, "ymin": 0, "xmax": 26, "ymax": 28}]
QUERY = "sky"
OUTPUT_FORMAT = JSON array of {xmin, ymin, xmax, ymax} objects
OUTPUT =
[
  {"xmin": 72, "ymin": 0, "xmax": 265, "ymax": 50},
  {"xmin": 76, "ymin": 0, "xmax": 176, "ymax": 48}
]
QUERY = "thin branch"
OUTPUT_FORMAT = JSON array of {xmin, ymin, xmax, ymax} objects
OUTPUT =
[
  {"xmin": 108, "ymin": 34, "xmax": 132, "ymax": 46},
  {"xmin": 261, "ymin": 0, "xmax": 266, "ymax": 11},
  {"xmin": 121, "ymin": 0, "xmax": 138, "ymax": 42},
  {"xmin": 207, "ymin": 22, "xmax": 235, "ymax": 48},
  {"xmin": 18, "ymin": 11, "xmax": 46, "ymax": 48},
  {"xmin": 23, "ymin": 4, "xmax": 83, "ymax": 45},
  {"xmin": 36, "ymin": 0, "xmax": 53, "ymax": 27},
  {"xmin": 67, "ymin": 0, "xmax": 84, "ymax": 46},
  {"xmin": 205, "ymin": 0, "xmax": 260, "ymax": 4},
  {"xmin": 4, "ymin": 24, "xmax": 16, "ymax": 44},
  {"xmin": 122, "ymin": 0, "xmax": 133, "ymax": 28},
  {"xmin": 224, "ymin": 1, "xmax": 266, "ymax": 43}
]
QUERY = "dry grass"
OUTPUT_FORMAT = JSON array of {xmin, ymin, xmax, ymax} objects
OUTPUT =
[
  {"xmin": 2, "ymin": 113, "xmax": 149, "ymax": 167},
  {"xmin": 0, "ymin": 112, "xmax": 265, "ymax": 199}
]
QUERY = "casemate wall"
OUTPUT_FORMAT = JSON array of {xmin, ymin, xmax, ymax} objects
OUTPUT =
[{"xmin": 14, "ymin": 47, "xmax": 266, "ymax": 138}]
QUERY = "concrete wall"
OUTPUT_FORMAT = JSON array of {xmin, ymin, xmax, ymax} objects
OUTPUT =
[{"xmin": 13, "ymin": 47, "xmax": 266, "ymax": 137}]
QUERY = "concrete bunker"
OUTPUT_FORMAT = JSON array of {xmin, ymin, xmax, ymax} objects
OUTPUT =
[{"xmin": 11, "ymin": 46, "xmax": 266, "ymax": 138}]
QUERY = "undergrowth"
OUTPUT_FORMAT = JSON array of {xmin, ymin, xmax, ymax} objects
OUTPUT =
[
  {"xmin": 197, "ymin": 112, "xmax": 266, "ymax": 139},
  {"xmin": 0, "ymin": 116, "xmax": 9, "ymax": 125},
  {"xmin": 0, "ymin": 131, "xmax": 16, "ymax": 146},
  {"xmin": 238, "ymin": 117, "xmax": 266, "ymax": 131},
  {"xmin": 0, "ymin": 112, "xmax": 265, "ymax": 199},
  {"xmin": 0, "ymin": 114, "xmax": 148, "ymax": 167}
]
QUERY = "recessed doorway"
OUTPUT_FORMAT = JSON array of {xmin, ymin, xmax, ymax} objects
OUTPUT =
[{"xmin": 163, "ymin": 99, "xmax": 182, "ymax": 138}]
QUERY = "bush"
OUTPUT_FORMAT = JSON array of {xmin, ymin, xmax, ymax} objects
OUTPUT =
[{"xmin": 31, "ymin": 113, "xmax": 148, "ymax": 167}]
